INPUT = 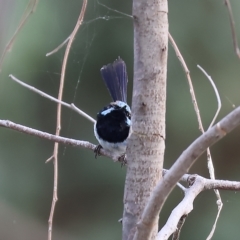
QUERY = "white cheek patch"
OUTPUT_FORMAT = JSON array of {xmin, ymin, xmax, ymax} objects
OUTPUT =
[
  {"xmin": 101, "ymin": 101, "xmax": 131, "ymax": 116},
  {"xmin": 101, "ymin": 107, "xmax": 114, "ymax": 116},
  {"xmin": 126, "ymin": 117, "xmax": 131, "ymax": 126},
  {"xmin": 115, "ymin": 101, "xmax": 131, "ymax": 113}
]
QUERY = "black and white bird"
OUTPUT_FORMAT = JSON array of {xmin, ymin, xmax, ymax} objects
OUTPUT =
[{"xmin": 94, "ymin": 57, "xmax": 131, "ymax": 158}]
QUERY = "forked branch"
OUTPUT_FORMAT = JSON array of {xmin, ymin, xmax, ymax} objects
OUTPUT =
[{"xmin": 133, "ymin": 105, "xmax": 240, "ymax": 240}]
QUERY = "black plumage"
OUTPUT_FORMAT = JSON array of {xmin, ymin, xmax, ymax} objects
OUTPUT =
[
  {"xmin": 96, "ymin": 104, "xmax": 130, "ymax": 143},
  {"xmin": 94, "ymin": 57, "xmax": 131, "ymax": 158}
]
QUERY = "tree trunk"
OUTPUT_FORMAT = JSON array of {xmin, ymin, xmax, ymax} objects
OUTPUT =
[{"xmin": 122, "ymin": 0, "xmax": 168, "ymax": 239}]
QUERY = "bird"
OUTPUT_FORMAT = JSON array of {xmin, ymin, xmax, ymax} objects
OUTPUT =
[{"xmin": 94, "ymin": 57, "xmax": 131, "ymax": 159}]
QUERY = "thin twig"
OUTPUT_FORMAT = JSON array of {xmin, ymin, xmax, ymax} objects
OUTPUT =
[
  {"xmin": 169, "ymin": 33, "xmax": 223, "ymax": 240},
  {"xmin": 197, "ymin": 65, "xmax": 221, "ymax": 130},
  {"xmin": 197, "ymin": 65, "xmax": 223, "ymax": 240},
  {"xmin": 70, "ymin": 103, "xmax": 95, "ymax": 123},
  {"xmin": 176, "ymin": 183, "xmax": 186, "ymax": 192},
  {"xmin": 0, "ymin": 119, "xmax": 120, "ymax": 161},
  {"xmin": 9, "ymin": 74, "xmax": 96, "ymax": 124},
  {"xmin": 135, "ymin": 103, "xmax": 240, "ymax": 240},
  {"xmin": 224, "ymin": 0, "xmax": 240, "ymax": 59},
  {"xmin": 0, "ymin": 0, "xmax": 38, "ymax": 71},
  {"xmin": 168, "ymin": 33, "xmax": 204, "ymax": 132},
  {"xmin": 48, "ymin": 1, "xmax": 88, "ymax": 240},
  {"xmin": 205, "ymin": 198, "xmax": 222, "ymax": 240},
  {"xmin": 46, "ymin": 37, "xmax": 70, "ymax": 57}
]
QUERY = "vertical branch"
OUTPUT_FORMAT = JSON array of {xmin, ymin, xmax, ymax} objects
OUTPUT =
[
  {"xmin": 168, "ymin": 33, "xmax": 204, "ymax": 132},
  {"xmin": 47, "ymin": 1, "xmax": 88, "ymax": 240},
  {"xmin": 169, "ymin": 35, "xmax": 223, "ymax": 240},
  {"xmin": 197, "ymin": 65, "xmax": 223, "ymax": 240},
  {"xmin": 122, "ymin": 0, "xmax": 168, "ymax": 239}
]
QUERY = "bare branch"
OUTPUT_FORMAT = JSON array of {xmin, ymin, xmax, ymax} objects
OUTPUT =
[
  {"xmin": 176, "ymin": 183, "xmax": 186, "ymax": 192},
  {"xmin": 157, "ymin": 174, "xmax": 240, "ymax": 240},
  {"xmin": 224, "ymin": 0, "xmax": 240, "ymax": 59},
  {"xmin": 156, "ymin": 177, "xmax": 205, "ymax": 240},
  {"xmin": 134, "ymin": 105, "xmax": 240, "ymax": 240},
  {"xmin": 168, "ymin": 33, "xmax": 204, "ymax": 132},
  {"xmin": 0, "ymin": 119, "xmax": 119, "ymax": 161},
  {"xmin": 197, "ymin": 65, "xmax": 221, "ymax": 130},
  {"xmin": 9, "ymin": 74, "xmax": 96, "ymax": 124},
  {"xmin": 1, "ymin": 117, "xmax": 240, "ymax": 240},
  {"xmin": 169, "ymin": 33, "xmax": 223, "ymax": 240},
  {"xmin": 46, "ymin": 37, "xmax": 70, "ymax": 57},
  {"xmin": 197, "ymin": 65, "xmax": 223, "ymax": 240},
  {"xmin": 48, "ymin": 1, "xmax": 88, "ymax": 239},
  {"xmin": 0, "ymin": 0, "xmax": 38, "ymax": 71},
  {"xmin": 164, "ymin": 170, "xmax": 240, "ymax": 191},
  {"xmin": 206, "ymin": 198, "xmax": 223, "ymax": 240}
]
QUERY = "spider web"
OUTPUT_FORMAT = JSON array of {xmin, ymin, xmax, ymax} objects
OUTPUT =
[{"xmin": 53, "ymin": 0, "xmax": 133, "ymax": 154}]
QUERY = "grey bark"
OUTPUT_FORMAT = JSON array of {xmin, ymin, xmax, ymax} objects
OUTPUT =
[{"xmin": 122, "ymin": 0, "xmax": 168, "ymax": 239}]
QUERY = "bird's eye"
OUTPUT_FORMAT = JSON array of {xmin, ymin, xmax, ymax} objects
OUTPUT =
[
  {"xmin": 120, "ymin": 105, "xmax": 131, "ymax": 119},
  {"xmin": 126, "ymin": 111, "xmax": 131, "ymax": 119}
]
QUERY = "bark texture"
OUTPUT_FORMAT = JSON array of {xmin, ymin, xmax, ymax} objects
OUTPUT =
[{"xmin": 122, "ymin": 0, "xmax": 168, "ymax": 239}]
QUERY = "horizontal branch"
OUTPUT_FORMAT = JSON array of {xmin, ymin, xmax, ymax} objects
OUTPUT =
[
  {"xmin": 2, "ymin": 117, "xmax": 240, "ymax": 175},
  {"xmin": 163, "ymin": 170, "xmax": 240, "ymax": 191},
  {"xmin": 0, "ymin": 119, "xmax": 119, "ymax": 162},
  {"xmin": 1, "ymin": 118, "xmax": 240, "ymax": 240}
]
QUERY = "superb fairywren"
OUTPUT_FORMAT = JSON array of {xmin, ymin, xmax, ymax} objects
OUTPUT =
[{"xmin": 94, "ymin": 57, "xmax": 131, "ymax": 158}]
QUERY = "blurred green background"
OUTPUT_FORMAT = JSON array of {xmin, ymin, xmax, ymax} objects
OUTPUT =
[{"xmin": 0, "ymin": 0, "xmax": 240, "ymax": 239}]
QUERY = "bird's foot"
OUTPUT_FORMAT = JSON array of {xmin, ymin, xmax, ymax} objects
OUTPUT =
[
  {"xmin": 94, "ymin": 145, "xmax": 102, "ymax": 159},
  {"xmin": 118, "ymin": 154, "xmax": 127, "ymax": 167}
]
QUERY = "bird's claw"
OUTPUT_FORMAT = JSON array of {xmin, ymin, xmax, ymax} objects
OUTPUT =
[
  {"xmin": 94, "ymin": 145, "xmax": 102, "ymax": 159},
  {"xmin": 118, "ymin": 154, "xmax": 127, "ymax": 167}
]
